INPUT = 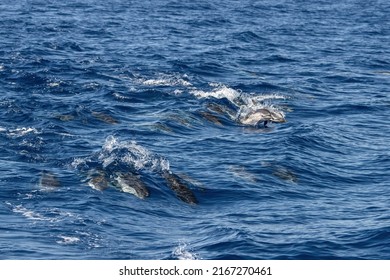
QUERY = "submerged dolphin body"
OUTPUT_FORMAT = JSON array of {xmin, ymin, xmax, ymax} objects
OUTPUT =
[
  {"xmin": 39, "ymin": 170, "xmax": 60, "ymax": 191},
  {"xmin": 200, "ymin": 111, "xmax": 223, "ymax": 125},
  {"xmin": 272, "ymin": 167, "xmax": 298, "ymax": 183},
  {"xmin": 91, "ymin": 111, "xmax": 119, "ymax": 125},
  {"xmin": 113, "ymin": 172, "xmax": 149, "ymax": 199},
  {"xmin": 162, "ymin": 171, "xmax": 198, "ymax": 205},
  {"xmin": 239, "ymin": 108, "xmax": 286, "ymax": 127}
]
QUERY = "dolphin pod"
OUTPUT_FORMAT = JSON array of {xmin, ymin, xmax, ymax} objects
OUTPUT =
[
  {"xmin": 83, "ymin": 168, "xmax": 197, "ymax": 204},
  {"xmin": 86, "ymin": 169, "xmax": 149, "ymax": 199}
]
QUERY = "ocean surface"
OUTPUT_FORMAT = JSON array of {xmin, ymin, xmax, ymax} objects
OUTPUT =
[{"xmin": 1, "ymin": 0, "xmax": 389, "ymax": 260}]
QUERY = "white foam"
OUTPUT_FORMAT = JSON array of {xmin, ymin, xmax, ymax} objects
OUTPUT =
[
  {"xmin": 139, "ymin": 73, "xmax": 192, "ymax": 87},
  {"xmin": 83, "ymin": 82, "xmax": 100, "ymax": 89},
  {"xmin": 48, "ymin": 81, "xmax": 61, "ymax": 87},
  {"xmin": 7, "ymin": 203, "xmax": 46, "ymax": 221},
  {"xmin": 112, "ymin": 92, "xmax": 129, "ymax": 100},
  {"xmin": 101, "ymin": 136, "xmax": 170, "ymax": 172},
  {"xmin": 190, "ymin": 84, "xmax": 241, "ymax": 103},
  {"xmin": 72, "ymin": 136, "xmax": 170, "ymax": 173},
  {"xmin": 15, "ymin": 206, "xmax": 44, "ymax": 220},
  {"xmin": 190, "ymin": 83, "xmax": 286, "ymax": 109},
  {"xmin": 143, "ymin": 78, "xmax": 192, "ymax": 87},
  {"xmin": 100, "ymin": 154, "xmax": 117, "ymax": 169},
  {"xmin": 70, "ymin": 157, "xmax": 88, "ymax": 169},
  {"xmin": 172, "ymin": 242, "xmax": 198, "ymax": 260},
  {"xmin": 251, "ymin": 93, "xmax": 287, "ymax": 102},
  {"xmin": 7, "ymin": 201, "xmax": 82, "ymax": 225},
  {"xmin": 0, "ymin": 65, "xmax": 4, "ymax": 71},
  {"xmin": 57, "ymin": 235, "xmax": 80, "ymax": 245},
  {"xmin": 20, "ymin": 137, "xmax": 43, "ymax": 147},
  {"xmin": 22, "ymin": 193, "xmax": 35, "ymax": 200},
  {"xmin": 6, "ymin": 127, "xmax": 40, "ymax": 138}
]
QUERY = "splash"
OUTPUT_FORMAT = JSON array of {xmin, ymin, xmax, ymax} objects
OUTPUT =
[
  {"xmin": 139, "ymin": 73, "xmax": 192, "ymax": 87},
  {"xmin": 172, "ymin": 242, "xmax": 198, "ymax": 260},
  {"xmin": 6, "ymin": 127, "xmax": 40, "ymax": 138},
  {"xmin": 56, "ymin": 235, "xmax": 80, "ymax": 245},
  {"xmin": 70, "ymin": 157, "xmax": 89, "ymax": 170},
  {"xmin": 72, "ymin": 136, "xmax": 170, "ymax": 173},
  {"xmin": 191, "ymin": 83, "xmax": 286, "ymax": 105},
  {"xmin": 190, "ymin": 83, "xmax": 287, "ymax": 125},
  {"xmin": 9, "ymin": 204, "xmax": 47, "ymax": 221},
  {"xmin": 48, "ymin": 81, "xmax": 61, "ymax": 87},
  {"xmin": 5, "ymin": 202, "xmax": 67, "ymax": 223},
  {"xmin": 190, "ymin": 84, "xmax": 241, "ymax": 104}
]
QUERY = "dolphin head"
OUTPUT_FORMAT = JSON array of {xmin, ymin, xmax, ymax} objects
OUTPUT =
[
  {"xmin": 239, "ymin": 108, "xmax": 286, "ymax": 126},
  {"xmin": 114, "ymin": 172, "xmax": 150, "ymax": 199},
  {"xmin": 266, "ymin": 109, "xmax": 286, "ymax": 123},
  {"xmin": 87, "ymin": 170, "xmax": 109, "ymax": 191},
  {"xmin": 132, "ymin": 184, "xmax": 150, "ymax": 199}
]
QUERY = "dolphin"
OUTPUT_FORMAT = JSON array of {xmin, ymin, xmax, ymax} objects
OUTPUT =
[
  {"xmin": 200, "ymin": 111, "xmax": 223, "ymax": 125},
  {"xmin": 162, "ymin": 171, "xmax": 198, "ymax": 205},
  {"xmin": 228, "ymin": 165, "xmax": 258, "ymax": 183},
  {"xmin": 91, "ymin": 111, "xmax": 119, "ymax": 124},
  {"xmin": 87, "ymin": 170, "xmax": 110, "ymax": 191},
  {"xmin": 206, "ymin": 102, "xmax": 236, "ymax": 118},
  {"xmin": 39, "ymin": 170, "xmax": 60, "ymax": 191},
  {"xmin": 202, "ymin": 102, "xmax": 237, "ymax": 125},
  {"xmin": 55, "ymin": 114, "xmax": 75, "ymax": 121},
  {"xmin": 272, "ymin": 167, "xmax": 298, "ymax": 183},
  {"xmin": 239, "ymin": 108, "xmax": 286, "ymax": 127},
  {"xmin": 88, "ymin": 169, "xmax": 110, "ymax": 191},
  {"xmin": 113, "ymin": 172, "xmax": 149, "ymax": 199}
]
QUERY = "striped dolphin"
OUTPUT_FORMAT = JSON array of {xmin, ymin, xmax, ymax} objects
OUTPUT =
[
  {"xmin": 113, "ymin": 172, "xmax": 150, "ymax": 199},
  {"xmin": 162, "ymin": 171, "xmax": 198, "ymax": 205},
  {"xmin": 239, "ymin": 108, "xmax": 286, "ymax": 127},
  {"xmin": 87, "ymin": 170, "xmax": 110, "ymax": 191}
]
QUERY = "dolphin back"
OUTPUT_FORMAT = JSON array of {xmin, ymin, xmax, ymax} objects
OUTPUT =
[
  {"xmin": 163, "ymin": 171, "xmax": 198, "ymax": 205},
  {"xmin": 114, "ymin": 172, "xmax": 150, "ymax": 199}
]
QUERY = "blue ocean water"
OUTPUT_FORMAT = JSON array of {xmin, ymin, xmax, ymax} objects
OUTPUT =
[{"xmin": 1, "ymin": 0, "xmax": 389, "ymax": 260}]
